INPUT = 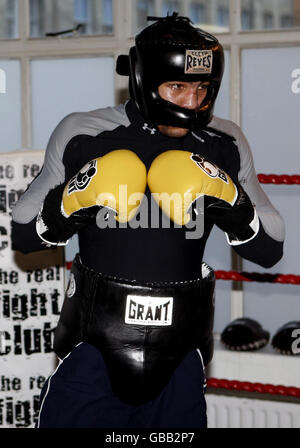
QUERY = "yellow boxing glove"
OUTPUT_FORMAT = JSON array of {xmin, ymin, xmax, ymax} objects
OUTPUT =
[
  {"xmin": 62, "ymin": 149, "xmax": 147, "ymax": 223},
  {"xmin": 148, "ymin": 150, "xmax": 238, "ymax": 226}
]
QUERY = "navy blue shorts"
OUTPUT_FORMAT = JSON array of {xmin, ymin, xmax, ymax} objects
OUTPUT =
[{"xmin": 37, "ymin": 343, "xmax": 207, "ymax": 428}]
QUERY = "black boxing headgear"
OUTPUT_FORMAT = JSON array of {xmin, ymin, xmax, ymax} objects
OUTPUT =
[{"xmin": 116, "ymin": 13, "xmax": 224, "ymax": 129}]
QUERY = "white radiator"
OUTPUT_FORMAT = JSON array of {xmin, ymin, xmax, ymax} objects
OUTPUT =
[{"xmin": 206, "ymin": 394, "xmax": 300, "ymax": 428}]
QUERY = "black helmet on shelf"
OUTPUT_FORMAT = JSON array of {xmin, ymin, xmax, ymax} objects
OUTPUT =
[{"xmin": 116, "ymin": 12, "xmax": 224, "ymax": 129}]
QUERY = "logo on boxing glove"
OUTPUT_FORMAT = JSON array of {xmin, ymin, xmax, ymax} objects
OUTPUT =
[
  {"xmin": 67, "ymin": 160, "xmax": 97, "ymax": 195},
  {"xmin": 191, "ymin": 154, "xmax": 228, "ymax": 183}
]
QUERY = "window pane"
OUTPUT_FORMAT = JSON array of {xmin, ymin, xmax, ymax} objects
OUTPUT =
[
  {"xmin": 241, "ymin": 0, "xmax": 300, "ymax": 31},
  {"xmin": 214, "ymin": 50, "xmax": 230, "ymax": 120},
  {"xmin": 0, "ymin": 60, "xmax": 21, "ymax": 152},
  {"xmin": 29, "ymin": 0, "xmax": 113, "ymax": 37},
  {"xmin": 162, "ymin": 0, "xmax": 180, "ymax": 17},
  {"xmin": 0, "ymin": 0, "xmax": 18, "ymax": 39},
  {"xmin": 31, "ymin": 56, "xmax": 114, "ymax": 266},
  {"xmin": 241, "ymin": 47, "xmax": 300, "ymax": 175},
  {"xmin": 132, "ymin": 0, "xmax": 230, "ymax": 34},
  {"xmin": 31, "ymin": 57, "xmax": 114, "ymax": 149},
  {"xmin": 241, "ymin": 47, "xmax": 300, "ymax": 332},
  {"xmin": 132, "ymin": 0, "xmax": 155, "ymax": 33}
]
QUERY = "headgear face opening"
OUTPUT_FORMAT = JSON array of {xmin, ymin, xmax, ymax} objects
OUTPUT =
[{"xmin": 116, "ymin": 13, "xmax": 224, "ymax": 130}]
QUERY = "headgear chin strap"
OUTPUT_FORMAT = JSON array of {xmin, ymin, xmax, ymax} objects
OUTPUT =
[{"xmin": 116, "ymin": 13, "xmax": 224, "ymax": 130}]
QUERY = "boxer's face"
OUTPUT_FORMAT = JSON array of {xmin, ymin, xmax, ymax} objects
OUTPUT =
[{"xmin": 157, "ymin": 81, "xmax": 209, "ymax": 138}]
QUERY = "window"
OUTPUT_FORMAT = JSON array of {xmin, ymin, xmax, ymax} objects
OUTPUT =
[
  {"xmin": 241, "ymin": 9, "xmax": 254, "ymax": 30},
  {"xmin": 74, "ymin": 0, "xmax": 88, "ymax": 23},
  {"xmin": 29, "ymin": 0, "xmax": 114, "ymax": 37},
  {"xmin": 30, "ymin": 0, "xmax": 44, "ymax": 38},
  {"xmin": 190, "ymin": 2, "xmax": 206, "ymax": 25},
  {"xmin": 0, "ymin": 0, "xmax": 18, "ymax": 39},
  {"xmin": 281, "ymin": 14, "xmax": 293, "ymax": 28},
  {"xmin": 135, "ymin": 0, "xmax": 154, "ymax": 32},
  {"xmin": 241, "ymin": 0, "xmax": 300, "ymax": 30},
  {"xmin": 31, "ymin": 57, "xmax": 114, "ymax": 149},
  {"xmin": 132, "ymin": 0, "xmax": 230, "ymax": 35},
  {"xmin": 263, "ymin": 12, "xmax": 273, "ymax": 30},
  {"xmin": 162, "ymin": 0, "xmax": 179, "ymax": 17},
  {"xmin": 102, "ymin": 0, "xmax": 113, "ymax": 34},
  {"xmin": 241, "ymin": 46, "xmax": 300, "ymax": 326},
  {"xmin": 0, "ymin": 60, "xmax": 21, "ymax": 150},
  {"xmin": 217, "ymin": 6, "xmax": 229, "ymax": 27}
]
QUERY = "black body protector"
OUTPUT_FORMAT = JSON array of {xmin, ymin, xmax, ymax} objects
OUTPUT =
[
  {"xmin": 55, "ymin": 14, "xmax": 222, "ymax": 405},
  {"xmin": 55, "ymin": 255, "xmax": 215, "ymax": 405}
]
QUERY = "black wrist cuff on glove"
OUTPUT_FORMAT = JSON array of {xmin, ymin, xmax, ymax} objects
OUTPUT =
[
  {"xmin": 224, "ymin": 209, "xmax": 259, "ymax": 245},
  {"xmin": 205, "ymin": 185, "xmax": 259, "ymax": 245},
  {"xmin": 37, "ymin": 183, "xmax": 98, "ymax": 245}
]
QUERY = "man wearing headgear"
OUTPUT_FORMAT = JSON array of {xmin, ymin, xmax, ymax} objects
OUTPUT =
[{"xmin": 11, "ymin": 13, "xmax": 284, "ymax": 428}]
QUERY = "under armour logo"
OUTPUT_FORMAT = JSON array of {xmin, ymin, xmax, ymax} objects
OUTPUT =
[{"xmin": 142, "ymin": 123, "xmax": 156, "ymax": 135}]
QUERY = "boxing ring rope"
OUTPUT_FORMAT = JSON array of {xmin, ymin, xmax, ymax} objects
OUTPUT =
[
  {"xmin": 65, "ymin": 173, "xmax": 300, "ymax": 398},
  {"xmin": 209, "ymin": 172, "xmax": 300, "ymax": 399},
  {"xmin": 206, "ymin": 378, "xmax": 300, "ymax": 398},
  {"xmin": 257, "ymin": 173, "xmax": 300, "ymax": 185},
  {"xmin": 215, "ymin": 271, "xmax": 300, "ymax": 285}
]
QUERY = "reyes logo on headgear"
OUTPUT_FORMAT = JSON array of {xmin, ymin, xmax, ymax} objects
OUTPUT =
[
  {"xmin": 185, "ymin": 49, "xmax": 213, "ymax": 74},
  {"xmin": 125, "ymin": 295, "xmax": 173, "ymax": 326}
]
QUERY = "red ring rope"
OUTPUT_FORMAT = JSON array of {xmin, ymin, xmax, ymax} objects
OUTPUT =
[
  {"xmin": 207, "ymin": 377, "xmax": 300, "ymax": 398},
  {"xmin": 258, "ymin": 174, "xmax": 300, "ymax": 185},
  {"xmin": 215, "ymin": 271, "xmax": 300, "ymax": 285}
]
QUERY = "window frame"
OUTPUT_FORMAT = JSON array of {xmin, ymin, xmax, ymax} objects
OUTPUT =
[{"xmin": 0, "ymin": 0, "xmax": 299, "ymax": 147}]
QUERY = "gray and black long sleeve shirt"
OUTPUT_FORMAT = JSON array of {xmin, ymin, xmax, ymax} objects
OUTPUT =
[{"xmin": 11, "ymin": 100, "xmax": 285, "ymax": 281}]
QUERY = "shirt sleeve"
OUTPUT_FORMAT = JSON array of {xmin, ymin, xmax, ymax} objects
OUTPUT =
[
  {"xmin": 11, "ymin": 104, "xmax": 128, "ymax": 254},
  {"xmin": 210, "ymin": 117, "xmax": 285, "ymax": 267},
  {"xmin": 11, "ymin": 113, "xmax": 81, "ymax": 253}
]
